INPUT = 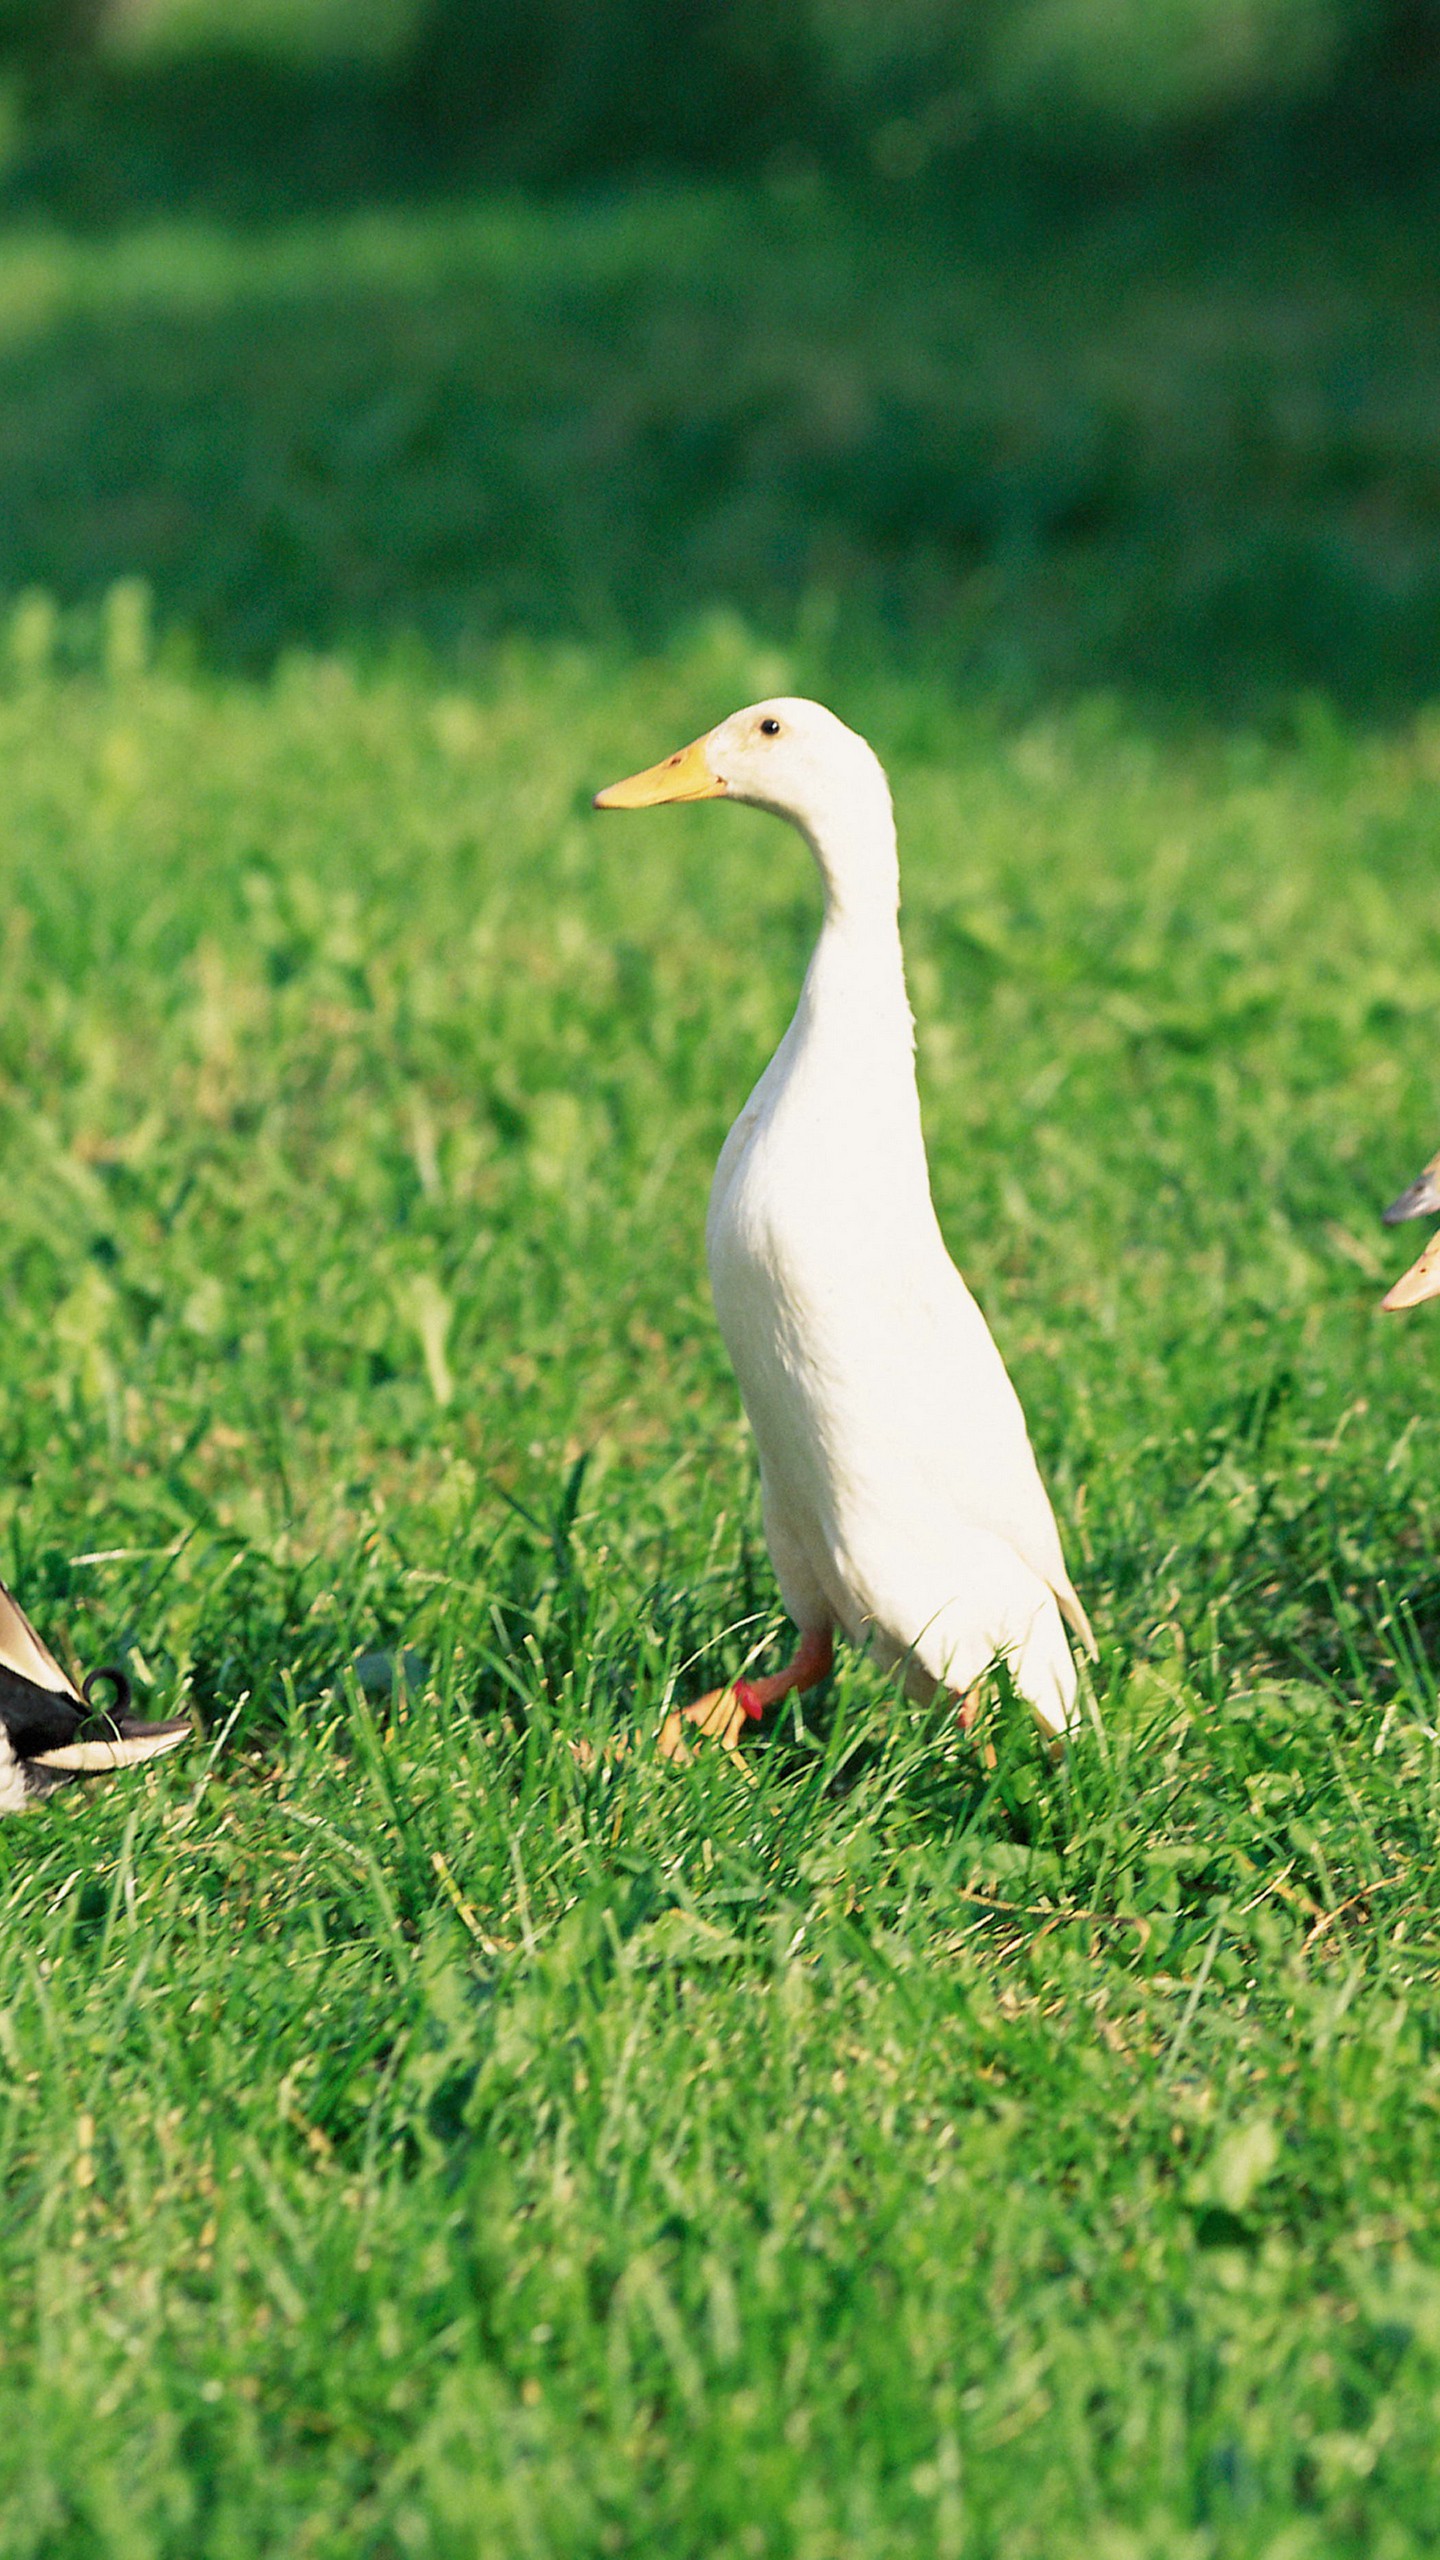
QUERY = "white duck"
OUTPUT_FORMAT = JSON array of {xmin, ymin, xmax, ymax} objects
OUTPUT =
[
  {"xmin": 1381, "ymin": 1147, "xmax": 1440, "ymax": 1311},
  {"xmin": 595, "ymin": 697, "xmax": 1094, "ymax": 1764},
  {"xmin": 0, "ymin": 1575, "xmax": 189, "ymax": 1813}
]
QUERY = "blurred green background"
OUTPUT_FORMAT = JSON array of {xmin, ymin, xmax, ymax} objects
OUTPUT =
[{"xmin": 1, "ymin": 0, "xmax": 1438, "ymax": 706}]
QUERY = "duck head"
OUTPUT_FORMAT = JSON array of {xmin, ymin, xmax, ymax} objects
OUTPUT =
[
  {"xmin": 1380, "ymin": 1146, "xmax": 1440, "ymax": 1309},
  {"xmin": 595, "ymin": 697, "xmax": 897, "ymax": 912}
]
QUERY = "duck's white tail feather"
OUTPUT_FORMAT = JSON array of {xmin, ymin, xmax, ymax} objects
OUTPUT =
[
  {"xmin": 0, "ymin": 1576, "xmax": 78, "ymax": 1698},
  {"xmin": 855, "ymin": 1522, "xmax": 1082, "ymax": 1739}
]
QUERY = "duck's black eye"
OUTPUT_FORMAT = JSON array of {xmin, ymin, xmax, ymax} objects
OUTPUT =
[{"xmin": 759, "ymin": 717, "xmax": 781, "ymax": 736}]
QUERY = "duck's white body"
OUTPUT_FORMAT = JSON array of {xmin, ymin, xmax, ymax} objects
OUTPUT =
[{"xmin": 599, "ymin": 696, "xmax": 1092, "ymax": 1741}]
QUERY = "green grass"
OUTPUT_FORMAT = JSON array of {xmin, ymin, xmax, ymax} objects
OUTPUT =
[
  {"xmin": 4, "ymin": 605, "xmax": 1440, "ymax": 2555},
  {"xmin": 4, "ymin": 106, "xmax": 1440, "ymax": 2558}
]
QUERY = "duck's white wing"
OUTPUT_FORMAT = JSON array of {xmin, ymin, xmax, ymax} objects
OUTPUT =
[{"xmin": 897, "ymin": 1251, "xmax": 1095, "ymax": 1655}]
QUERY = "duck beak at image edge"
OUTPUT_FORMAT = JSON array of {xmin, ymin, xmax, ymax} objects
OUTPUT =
[
  {"xmin": 593, "ymin": 735, "xmax": 727, "ymax": 809},
  {"xmin": 1381, "ymin": 1228, "xmax": 1440, "ymax": 1312}
]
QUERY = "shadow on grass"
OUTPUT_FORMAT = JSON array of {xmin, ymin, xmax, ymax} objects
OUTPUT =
[
  {"xmin": 1, "ymin": 67, "xmax": 1439, "ymax": 712},
  {"xmin": 2, "ymin": 56, "xmax": 431, "ymax": 232}
]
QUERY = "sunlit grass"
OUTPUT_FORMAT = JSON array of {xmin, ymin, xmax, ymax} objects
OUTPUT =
[{"xmin": 2, "ymin": 613, "xmax": 1440, "ymax": 2551}]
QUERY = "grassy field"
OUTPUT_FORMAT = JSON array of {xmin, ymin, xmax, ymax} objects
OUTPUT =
[
  {"xmin": 5, "ymin": 131, "xmax": 1440, "ymax": 2560},
  {"xmin": 3, "ymin": 613, "xmax": 1440, "ymax": 2555}
]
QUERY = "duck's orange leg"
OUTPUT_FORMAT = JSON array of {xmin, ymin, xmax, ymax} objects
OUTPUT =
[
  {"xmin": 656, "ymin": 1624, "xmax": 835, "ymax": 1773},
  {"xmin": 955, "ymin": 1680, "xmax": 997, "ymax": 1767}
]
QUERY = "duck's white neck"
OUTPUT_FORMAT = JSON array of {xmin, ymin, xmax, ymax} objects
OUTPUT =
[
  {"xmin": 793, "ymin": 782, "xmax": 911, "ymax": 1027},
  {"xmin": 792, "ymin": 772, "xmax": 901, "ymax": 930},
  {"xmin": 782, "ymin": 783, "xmax": 923, "ymax": 1167}
]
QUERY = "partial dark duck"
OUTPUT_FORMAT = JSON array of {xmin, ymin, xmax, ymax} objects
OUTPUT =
[
  {"xmin": 1381, "ymin": 1147, "xmax": 1440, "ymax": 1312},
  {"xmin": 0, "ymin": 1576, "xmax": 190, "ymax": 1813}
]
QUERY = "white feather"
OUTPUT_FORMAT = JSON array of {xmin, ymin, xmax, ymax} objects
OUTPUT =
[
  {"xmin": 30, "ymin": 1726, "xmax": 188, "ymax": 1774},
  {"xmin": 0, "ymin": 1730, "xmax": 29, "ymax": 1816},
  {"xmin": 0, "ymin": 1576, "xmax": 78, "ymax": 1698}
]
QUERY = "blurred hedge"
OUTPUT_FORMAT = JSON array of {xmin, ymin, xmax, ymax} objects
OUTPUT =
[
  {"xmin": 397, "ymin": 0, "xmax": 813, "ymax": 175},
  {"xmin": 401, "ymin": 0, "xmax": 1440, "ymax": 177},
  {"xmin": 7, "ymin": 0, "xmax": 1440, "ymax": 177},
  {"xmin": 0, "ymin": 0, "xmax": 105, "ymax": 74}
]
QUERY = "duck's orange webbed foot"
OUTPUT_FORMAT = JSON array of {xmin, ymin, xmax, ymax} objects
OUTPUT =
[
  {"xmin": 655, "ymin": 1624, "xmax": 835, "ymax": 1777},
  {"xmin": 655, "ymin": 1678, "xmax": 765, "ymax": 1776},
  {"xmin": 955, "ymin": 1681, "xmax": 998, "ymax": 1768}
]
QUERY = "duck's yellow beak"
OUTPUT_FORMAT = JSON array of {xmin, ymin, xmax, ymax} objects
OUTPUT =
[
  {"xmin": 1382, "ymin": 1229, "xmax": 1440, "ymax": 1311},
  {"xmin": 593, "ymin": 734, "xmax": 726, "ymax": 809}
]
